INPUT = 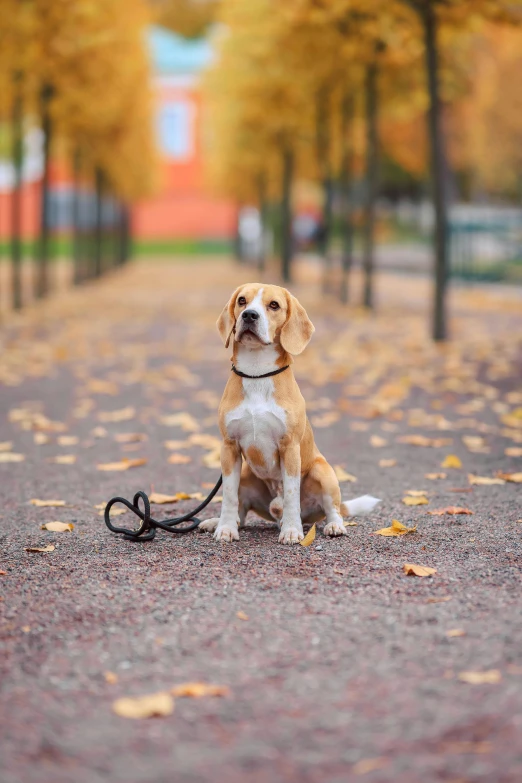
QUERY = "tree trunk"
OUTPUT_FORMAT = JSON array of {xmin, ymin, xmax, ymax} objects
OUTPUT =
[
  {"xmin": 316, "ymin": 88, "xmax": 334, "ymax": 292},
  {"xmin": 339, "ymin": 90, "xmax": 355, "ymax": 304},
  {"xmin": 72, "ymin": 149, "xmax": 82, "ymax": 284},
  {"xmin": 280, "ymin": 147, "xmax": 294, "ymax": 283},
  {"xmin": 233, "ymin": 205, "xmax": 243, "ymax": 263},
  {"xmin": 36, "ymin": 84, "xmax": 53, "ymax": 299},
  {"xmin": 94, "ymin": 168, "xmax": 104, "ymax": 277},
  {"xmin": 362, "ymin": 60, "xmax": 379, "ymax": 309},
  {"xmin": 257, "ymin": 172, "xmax": 267, "ymax": 273},
  {"xmin": 422, "ymin": 2, "xmax": 449, "ymax": 340},
  {"xmin": 10, "ymin": 72, "xmax": 24, "ymax": 310},
  {"xmin": 119, "ymin": 205, "xmax": 131, "ymax": 265}
]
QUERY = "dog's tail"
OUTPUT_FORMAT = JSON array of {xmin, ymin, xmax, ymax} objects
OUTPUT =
[{"xmin": 340, "ymin": 495, "xmax": 381, "ymax": 518}]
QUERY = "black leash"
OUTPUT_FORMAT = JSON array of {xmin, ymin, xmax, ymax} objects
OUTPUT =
[{"xmin": 104, "ymin": 476, "xmax": 223, "ymax": 542}]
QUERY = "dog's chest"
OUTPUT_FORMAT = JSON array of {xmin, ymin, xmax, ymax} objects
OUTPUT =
[{"xmin": 225, "ymin": 378, "xmax": 286, "ymax": 480}]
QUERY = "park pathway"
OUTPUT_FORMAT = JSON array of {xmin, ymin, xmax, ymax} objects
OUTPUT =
[{"xmin": 1, "ymin": 258, "xmax": 521, "ymax": 783}]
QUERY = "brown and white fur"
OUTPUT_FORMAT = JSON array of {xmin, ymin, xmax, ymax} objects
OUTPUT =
[{"xmin": 199, "ymin": 284, "xmax": 380, "ymax": 544}]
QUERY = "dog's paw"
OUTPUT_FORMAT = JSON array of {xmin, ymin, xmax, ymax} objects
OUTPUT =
[
  {"xmin": 214, "ymin": 525, "xmax": 239, "ymax": 543},
  {"xmin": 198, "ymin": 517, "xmax": 219, "ymax": 533},
  {"xmin": 323, "ymin": 519, "xmax": 348, "ymax": 537},
  {"xmin": 279, "ymin": 526, "xmax": 304, "ymax": 545}
]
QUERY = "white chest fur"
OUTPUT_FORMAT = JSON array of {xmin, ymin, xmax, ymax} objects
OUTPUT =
[{"xmin": 225, "ymin": 347, "xmax": 287, "ymax": 481}]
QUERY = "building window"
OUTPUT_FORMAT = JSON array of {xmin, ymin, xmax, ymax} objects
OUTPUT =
[{"xmin": 157, "ymin": 100, "xmax": 194, "ymax": 161}]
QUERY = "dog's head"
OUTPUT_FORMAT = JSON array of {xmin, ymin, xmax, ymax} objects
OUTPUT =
[{"xmin": 217, "ymin": 283, "xmax": 314, "ymax": 355}]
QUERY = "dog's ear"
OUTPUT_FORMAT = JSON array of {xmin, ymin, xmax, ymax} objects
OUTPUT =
[
  {"xmin": 217, "ymin": 286, "xmax": 243, "ymax": 348},
  {"xmin": 280, "ymin": 292, "xmax": 315, "ymax": 355}
]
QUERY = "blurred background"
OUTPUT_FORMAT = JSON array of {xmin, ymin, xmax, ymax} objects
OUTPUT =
[{"xmin": 1, "ymin": 0, "xmax": 522, "ymax": 339}]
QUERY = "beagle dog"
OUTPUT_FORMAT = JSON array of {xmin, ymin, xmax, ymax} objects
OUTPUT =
[{"xmin": 199, "ymin": 283, "xmax": 380, "ymax": 544}]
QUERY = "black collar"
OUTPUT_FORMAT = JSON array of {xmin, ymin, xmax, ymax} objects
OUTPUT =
[{"xmin": 231, "ymin": 364, "xmax": 290, "ymax": 379}]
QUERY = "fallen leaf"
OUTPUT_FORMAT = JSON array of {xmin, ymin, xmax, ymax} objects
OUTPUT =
[
  {"xmin": 310, "ymin": 412, "xmax": 340, "ymax": 428},
  {"xmin": 447, "ymin": 629, "xmax": 466, "ymax": 637},
  {"xmin": 403, "ymin": 563, "xmax": 437, "ymax": 577},
  {"xmin": 98, "ymin": 407, "xmax": 136, "ymax": 423},
  {"xmin": 300, "ymin": 524, "xmax": 316, "ymax": 547},
  {"xmin": 402, "ymin": 495, "xmax": 429, "ymax": 506},
  {"xmin": 370, "ymin": 435, "xmax": 387, "ymax": 448},
  {"xmin": 374, "ymin": 519, "xmax": 416, "ymax": 536},
  {"xmin": 344, "ymin": 521, "xmax": 358, "ymax": 527},
  {"xmin": 496, "ymin": 471, "xmax": 522, "ymax": 483},
  {"xmin": 441, "ymin": 454, "xmax": 462, "ymax": 469},
  {"xmin": 40, "ymin": 522, "xmax": 74, "ymax": 532},
  {"xmin": 405, "ymin": 490, "xmax": 428, "ymax": 496},
  {"xmin": 236, "ymin": 611, "xmax": 249, "ymax": 621},
  {"xmin": 104, "ymin": 671, "xmax": 118, "ymax": 684},
  {"xmin": 91, "ymin": 426, "xmax": 108, "ymax": 438},
  {"xmin": 49, "ymin": 455, "xmax": 76, "ymax": 464},
  {"xmin": 426, "ymin": 596, "xmax": 451, "ymax": 604},
  {"xmin": 352, "ymin": 758, "xmax": 388, "ymax": 775},
  {"xmin": 34, "ymin": 433, "xmax": 50, "ymax": 445},
  {"xmin": 171, "ymin": 683, "xmax": 230, "ymax": 698},
  {"xmin": 397, "ymin": 435, "xmax": 452, "ymax": 447},
  {"xmin": 167, "ymin": 454, "xmax": 192, "ymax": 465},
  {"xmin": 202, "ymin": 450, "xmax": 221, "ymax": 469},
  {"xmin": 505, "ymin": 447, "xmax": 522, "ymax": 457},
  {"xmin": 98, "ymin": 508, "xmax": 126, "ymax": 517},
  {"xmin": 30, "ymin": 499, "xmax": 66, "ymax": 507},
  {"xmin": 163, "ymin": 439, "xmax": 191, "ymax": 450},
  {"xmin": 428, "ymin": 506, "xmax": 473, "ymax": 516},
  {"xmin": 379, "ymin": 459, "xmax": 397, "ymax": 467},
  {"xmin": 112, "ymin": 692, "xmax": 174, "ymax": 719},
  {"xmin": 149, "ymin": 492, "xmax": 190, "ymax": 504},
  {"xmin": 0, "ymin": 570, "xmax": 6, "ymax": 575},
  {"xmin": 458, "ymin": 670, "xmax": 501, "ymax": 685},
  {"xmin": 0, "ymin": 452, "xmax": 25, "ymax": 462},
  {"xmin": 25, "ymin": 545, "xmax": 55, "ymax": 553},
  {"xmin": 425, "ymin": 472, "xmax": 447, "ymax": 480},
  {"xmin": 115, "ymin": 433, "xmax": 147, "ymax": 443},
  {"xmin": 334, "ymin": 466, "xmax": 357, "ymax": 482},
  {"xmin": 97, "ymin": 458, "xmax": 147, "ymax": 471},
  {"xmin": 462, "ymin": 435, "xmax": 489, "ymax": 453},
  {"xmin": 87, "ymin": 378, "xmax": 120, "ymax": 395},
  {"xmin": 468, "ymin": 474, "xmax": 505, "ymax": 486},
  {"xmin": 57, "ymin": 435, "xmax": 79, "ymax": 446},
  {"xmin": 160, "ymin": 412, "xmax": 199, "ymax": 431},
  {"xmin": 0, "ymin": 441, "xmax": 12, "ymax": 451}
]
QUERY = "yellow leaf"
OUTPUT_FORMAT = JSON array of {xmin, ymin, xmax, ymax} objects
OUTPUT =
[
  {"xmin": 496, "ymin": 472, "xmax": 522, "ymax": 483},
  {"xmin": 402, "ymin": 495, "xmax": 429, "ymax": 506},
  {"xmin": 168, "ymin": 454, "xmax": 192, "ymax": 465},
  {"xmin": 405, "ymin": 490, "xmax": 428, "ymax": 496},
  {"xmin": 34, "ymin": 433, "xmax": 50, "ymax": 445},
  {"xmin": 236, "ymin": 611, "xmax": 249, "ymax": 621},
  {"xmin": 40, "ymin": 522, "xmax": 74, "ymax": 532},
  {"xmin": 98, "ymin": 407, "xmax": 136, "ymax": 423},
  {"xmin": 370, "ymin": 435, "xmax": 387, "ymax": 448},
  {"xmin": 344, "ymin": 521, "xmax": 358, "ymax": 527},
  {"xmin": 447, "ymin": 629, "xmax": 466, "ymax": 637},
  {"xmin": 300, "ymin": 523, "xmax": 316, "ymax": 547},
  {"xmin": 379, "ymin": 459, "xmax": 397, "ymax": 467},
  {"xmin": 115, "ymin": 433, "xmax": 147, "ymax": 443},
  {"xmin": 425, "ymin": 472, "xmax": 447, "ymax": 480},
  {"xmin": 202, "ymin": 449, "xmax": 221, "ymax": 469},
  {"xmin": 0, "ymin": 441, "xmax": 13, "ymax": 451},
  {"xmin": 30, "ymin": 499, "xmax": 66, "ymax": 507},
  {"xmin": 104, "ymin": 671, "xmax": 118, "ymax": 684},
  {"xmin": 50, "ymin": 455, "xmax": 76, "ymax": 465},
  {"xmin": 310, "ymin": 412, "xmax": 340, "ymax": 428},
  {"xmin": 0, "ymin": 452, "xmax": 25, "ymax": 462},
  {"xmin": 403, "ymin": 563, "xmax": 437, "ymax": 577},
  {"xmin": 149, "ymin": 492, "xmax": 183, "ymax": 504},
  {"xmin": 334, "ymin": 465, "xmax": 357, "ymax": 482},
  {"xmin": 160, "ymin": 412, "xmax": 199, "ymax": 431},
  {"xmin": 112, "ymin": 692, "xmax": 174, "ymax": 719},
  {"xmin": 458, "ymin": 670, "xmax": 501, "ymax": 685},
  {"xmin": 25, "ymin": 545, "xmax": 55, "ymax": 553},
  {"xmin": 171, "ymin": 683, "xmax": 230, "ymax": 698},
  {"xmin": 97, "ymin": 458, "xmax": 147, "ymax": 471},
  {"xmin": 352, "ymin": 758, "xmax": 388, "ymax": 775},
  {"xmin": 397, "ymin": 435, "xmax": 452, "ymax": 447},
  {"xmin": 441, "ymin": 455, "xmax": 462, "ymax": 469},
  {"xmin": 505, "ymin": 447, "xmax": 522, "ymax": 457},
  {"xmin": 426, "ymin": 596, "xmax": 452, "ymax": 604},
  {"xmin": 57, "ymin": 436, "xmax": 79, "ymax": 446},
  {"xmin": 468, "ymin": 474, "xmax": 505, "ymax": 486},
  {"xmin": 98, "ymin": 508, "xmax": 126, "ymax": 517},
  {"xmin": 163, "ymin": 439, "xmax": 191, "ymax": 450},
  {"xmin": 374, "ymin": 519, "xmax": 416, "ymax": 536}
]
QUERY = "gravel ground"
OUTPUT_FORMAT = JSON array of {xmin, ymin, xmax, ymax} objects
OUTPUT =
[{"xmin": 1, "ymin": 259, "xmax": 521, "ymax": 783}]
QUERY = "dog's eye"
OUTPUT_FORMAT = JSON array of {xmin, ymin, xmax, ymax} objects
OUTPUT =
[
  {"xmin": 237, "ymin": 296, "xmax": 247, "ymax": 306},
  {"xmin": 269, "ymin": 301, "xmax": 280, "ymax": 310}
]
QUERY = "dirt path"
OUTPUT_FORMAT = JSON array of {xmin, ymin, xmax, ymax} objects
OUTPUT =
[{"xmin": 1, "ymin": 259, "xmax": 521, "ymax": 783}]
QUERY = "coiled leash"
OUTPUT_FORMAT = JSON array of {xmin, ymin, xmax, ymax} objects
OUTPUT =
[{"xmin": 104, "ymin": 476, "xmax": 223, "ymax": 542}]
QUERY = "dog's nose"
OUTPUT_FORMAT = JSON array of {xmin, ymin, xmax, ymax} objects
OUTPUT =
[{"xmin": 242, "ymin": 309, "xmax": 259, "ymax": 323}]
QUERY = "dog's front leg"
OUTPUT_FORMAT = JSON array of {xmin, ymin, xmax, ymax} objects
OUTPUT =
[
  {"xmin": 278, "ymin": 444, "xmax": 304, "ymax": 545},
  {"xmin": 214, "ymin": 439, "xmax": 242, "ymax": 542}
]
